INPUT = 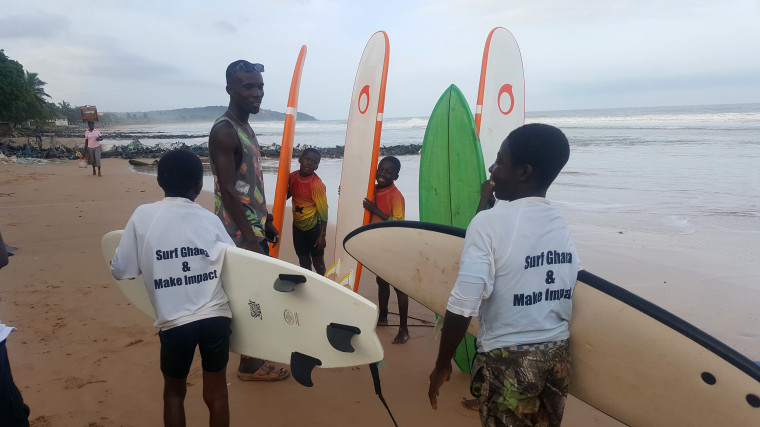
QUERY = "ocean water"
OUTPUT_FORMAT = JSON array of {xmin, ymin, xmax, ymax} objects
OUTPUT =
[
  {"xmin": 119, "ymin": 103, "xmax": 760, "ymax": 237},
  {"xmin": 533, "ymin": 104, "xmax": 760, "ymax": 236}
]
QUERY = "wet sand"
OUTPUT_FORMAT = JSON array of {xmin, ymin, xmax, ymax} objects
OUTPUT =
[{"xmin": 1, "ymin": 158, "xmax": 756, "ymax": 426}]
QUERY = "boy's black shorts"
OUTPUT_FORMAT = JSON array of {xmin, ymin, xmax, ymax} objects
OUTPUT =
[
  {"xmin": 158, "ymin": 316, "xmax": 231, "ymax": 379},
  {"xmin": 292, "ymin": 221, "xmax": 324, "ymax": 258}
]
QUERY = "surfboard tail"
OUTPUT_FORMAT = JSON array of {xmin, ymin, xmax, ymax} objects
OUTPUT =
[
  {"xmin": 325, "ymin": 261, "xmax": 339, "ymax": 280},
  {"xmin": 336, "ymin": 260, "xmax": 354, "ymax": 290},
  {"xmin": 325, "ymin": 259, "xmax": 354, "ymax": 289}
]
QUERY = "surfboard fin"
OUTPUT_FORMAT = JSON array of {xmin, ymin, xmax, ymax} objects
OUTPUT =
[
  {"xmin": 290, "ymin": 352, "xmax": 322, "ymax": 387},
  {"xmin": 326, "ymin": 323, "xmax": 361, "ymax": 353},
  {"xmin": 273, "ymin": 274, "xmax": 307, "ymax": 292}
]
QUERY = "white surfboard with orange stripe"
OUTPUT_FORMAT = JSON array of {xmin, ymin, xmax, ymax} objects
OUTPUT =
[
  {"xmin": 270, "ymin": 45, "xmax": 307, "ymax": 259},
  {"xmin": 475, "ymin": 27, "xmax": 525, "ymax": 167},
  {"xmin": 329, "ymin": 31, "xmax": 389, "ymax": 291}
]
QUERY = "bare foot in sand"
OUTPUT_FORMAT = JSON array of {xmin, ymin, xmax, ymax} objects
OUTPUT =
[{"xmin": 392, "ymin": 327, "xmax": 409, "ymax": 344}]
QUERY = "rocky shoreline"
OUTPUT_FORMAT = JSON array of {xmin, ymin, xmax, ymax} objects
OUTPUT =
[{"xmin": 0, "ymin": 137, "xmax": 422, "ymax": 160}]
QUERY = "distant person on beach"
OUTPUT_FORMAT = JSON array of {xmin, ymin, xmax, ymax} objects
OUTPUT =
[
  {"xmin": 362, "ymin": 156, "xmax": 410, "ymax": 344},
  {"xmin": 0, "ymin": 230, "xmax": 31, "ymax": 426},
  {"xmin": 208, "ymin": 59, "xmax": 289, "ymax": 382},
  {"xmin": 428, "ymin": 124, "xmax": 580, "ymax": 427},
  {"xmin": 287, "ymin": 148, "xmax": 328, "ymax": 275},
  {"xmin": 84, "ymin": 121, "xmax": 103, "ymax": 176},
  {"xmin": 34, "ymin": 127, "xmax": 43, "ymax": 149},
  {"xmin": 110, "ymin": 150, "xmax": 235, "ymax": 427}
]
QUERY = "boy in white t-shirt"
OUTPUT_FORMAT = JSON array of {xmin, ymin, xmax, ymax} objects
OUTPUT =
[
  {"xmin": 428, "ymin": 124, "xmax": 580, "ymax": 427},
  {"xmin": 111, "ymin": 149, "xmax": 235, "ymax": 427}
]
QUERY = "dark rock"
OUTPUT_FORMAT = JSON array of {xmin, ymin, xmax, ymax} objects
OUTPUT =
[{"xmin": 0, "ymin": 138, "xmax": 422, "ymax": 161}]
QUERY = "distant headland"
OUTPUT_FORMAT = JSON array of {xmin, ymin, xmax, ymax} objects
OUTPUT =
[{"xmin": 101, "ymin": 106, "xmax": 317, "ymax": 125}]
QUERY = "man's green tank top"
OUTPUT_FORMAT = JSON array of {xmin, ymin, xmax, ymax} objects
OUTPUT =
[{"xmin": 210, "ymin": 115, "xmax": 267, "ymax": 246}]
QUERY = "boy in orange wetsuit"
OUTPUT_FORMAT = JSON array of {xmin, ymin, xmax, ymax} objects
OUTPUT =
[
  {"xmin": 288, "ymin": 148, "xmax": 328, "ymax": 275},
  {"xmin": 362, "ymin": 156, "xmax": 409, "ymax": 344}
]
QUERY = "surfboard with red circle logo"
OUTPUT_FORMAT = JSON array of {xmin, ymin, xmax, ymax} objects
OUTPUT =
[
  {"xmin": 329, "ymin": 31, "xmax": 389, "ymax": 292},
  {"xmin": 475, "ymin": 27, "xmax": 525, "ymax": 167}
]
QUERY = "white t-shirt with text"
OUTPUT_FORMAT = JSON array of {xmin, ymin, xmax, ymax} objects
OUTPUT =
[
  {"xmin": 111, "ymin": 197, "xmax": 234, "ymax": 330},
  {"xmin": 447, "ymin": 198, "xmax": 580, "ymax": 351}
]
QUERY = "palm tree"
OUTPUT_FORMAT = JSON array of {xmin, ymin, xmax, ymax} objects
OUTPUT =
[
  {"xmin": 26, "ymin": 71, "xmax": 51, "ymax": 106},
  {"xmin": 56, "ymin": 100, "xmax": 80, "ymax": 123},
  {"xmin": 24, "ymin": 71, "xmax": 52, "ymax": 123}
]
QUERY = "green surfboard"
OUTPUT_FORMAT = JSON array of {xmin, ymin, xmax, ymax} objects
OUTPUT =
[
  {"xmin": 419, "ymin": 84, "xmax": 485, "ymax": 373},
  {"xmin": 419, "ymin": 85, "xmax": 486, "ymax": 228}
]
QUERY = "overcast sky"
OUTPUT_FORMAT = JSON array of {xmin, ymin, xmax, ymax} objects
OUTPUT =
[{"xmin": 1, "ymin": 0, "xmax": 758, "ymax": 120}]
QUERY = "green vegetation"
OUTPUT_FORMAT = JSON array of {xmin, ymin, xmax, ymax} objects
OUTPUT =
[
  {"xmin": 54, "ymin": 101, "xmax": 84, "ymax": 124},
  {"xmin": 0, "ymin": 50, "xmax": 77, "ymax": 127},
  {"xmin": 0, "ymin": 50, "xmax": 44, "ymax": 125}
]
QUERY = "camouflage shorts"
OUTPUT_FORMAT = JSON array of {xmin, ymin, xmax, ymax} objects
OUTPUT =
[{"xmin": 470, "ymin": 340, "xmax": 571, "ymax": 427}]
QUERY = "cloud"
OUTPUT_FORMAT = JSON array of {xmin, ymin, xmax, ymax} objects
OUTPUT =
[
  {"xmin": 0, "ymin": 11, "xmax": 71, "ymax": 39},
  {"xmin": 83, "ymin": 45, "xmax": 181, "ymax": 81},
  {"xmin": 2, "ymin": 0, "xmax": 758, "ymax": 117},
  {"xmin": 214, "ymin": 20, "xmax": 237, "ymax": 34}
]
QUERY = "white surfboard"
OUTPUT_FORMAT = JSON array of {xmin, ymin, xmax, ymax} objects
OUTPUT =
[
  {"xmin": 475, "ymin": 27, "xmax": 525, "ymax": 166},
  {"xmin": 101, "ymin": 230, "xmax": 159, "ymax": 321},
  {"xmin": 102, "ymin": 230, "xmax": 384, "ymax": 386},
  {"xmin": 343, "ymin": 221, "xmax": 760, "ymax": 426},
  {"xmin": 330, "ymin": 31, "xmax": 389, "ymax": 292}
]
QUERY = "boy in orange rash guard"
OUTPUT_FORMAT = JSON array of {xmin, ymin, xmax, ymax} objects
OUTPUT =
[
  {"xmin": 362, "ymin": 156, "xmax": 409, "ymax": 344},
  {"xmin": 288, "ymin": 148, "xmax": 328, "ymax": 275}
]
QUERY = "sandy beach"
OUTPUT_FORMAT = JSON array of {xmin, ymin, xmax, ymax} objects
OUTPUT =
[{"xmin": 1, "ymin": 157, "xmax": 757, "ymax": 426}]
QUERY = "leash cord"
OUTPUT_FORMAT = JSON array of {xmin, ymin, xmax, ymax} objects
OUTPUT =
[{"xmin": 370, "ymin": 362, "xmax": 399, "ymax": 427}]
